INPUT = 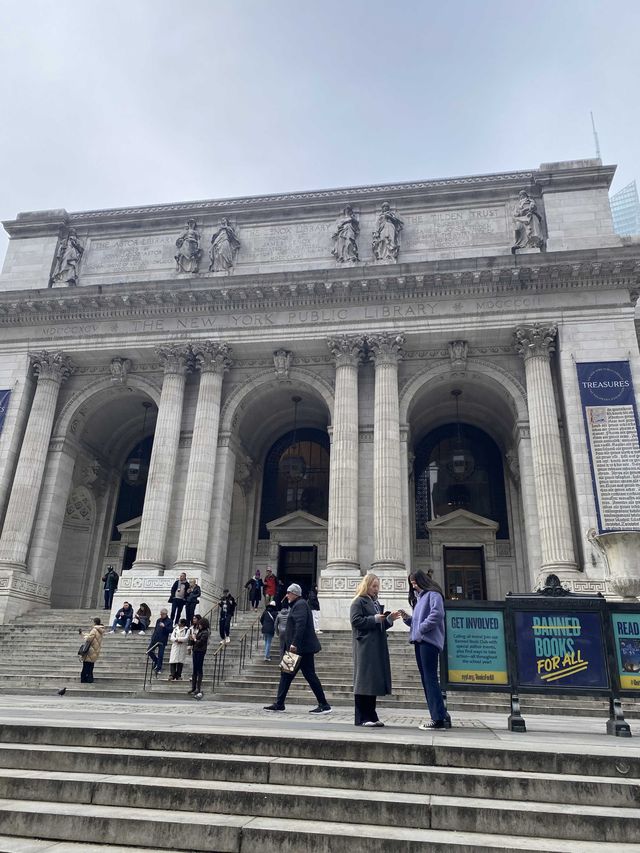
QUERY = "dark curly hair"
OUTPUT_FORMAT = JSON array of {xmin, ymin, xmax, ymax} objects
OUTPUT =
[{"xmin": 407, "ymin": 569, "xmax": 444, "ymax": 608}]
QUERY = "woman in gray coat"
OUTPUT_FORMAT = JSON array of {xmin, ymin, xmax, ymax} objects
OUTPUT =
[{"xmin": 350, "ymin": 573, "xmax": 401, "ymax": 727}]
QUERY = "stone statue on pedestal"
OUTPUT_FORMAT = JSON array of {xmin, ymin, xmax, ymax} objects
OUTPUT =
[
  {"xmin": 331, "ymin": 206, "xmax": 359, "ymax": 264},
  {"xmin": 372, "ymin": 202, "xmax": 403, "ymax": 261},
  {"xmin": 209, "ymin": 218, "xmax": 240, "ymax": 272},
  {"xmin": 175, "ymin": 219, "xmax": 202, "ymax": 273},
  {"xmin": 511, "ymin": 191, "xmax": 545, "ymax": 253},
  {"xmin": 51, "ymin": 230, "xmax": 84, "ymax": 287}
]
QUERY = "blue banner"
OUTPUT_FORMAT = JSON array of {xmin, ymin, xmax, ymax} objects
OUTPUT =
[
  {"xmin": 576, "ymin": 361, "xmax": 640, "ymax": 533},
  {"xmin": 0, "ymin": 390, "xmax": 10, "ymax": 435},
  {"xmin": 513, "ymin": 609, "xmax": 610, "ymax": 690}
]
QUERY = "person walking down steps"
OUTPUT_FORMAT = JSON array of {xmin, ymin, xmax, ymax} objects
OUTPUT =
[
  {"xmin": 264, "ymin": 583, "xmax": 331, "ymax": 714},
  {"xmin": 260, "ymin": 602, "xmax": 277, "ymax": 660}
]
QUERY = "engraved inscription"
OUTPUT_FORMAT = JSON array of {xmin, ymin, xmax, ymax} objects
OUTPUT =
[
  {"xmin": 83, "ymin": 235, "xmax": 176, "ymax": 274},
  {"xmin": 587, "ymin": 406, "xmax": 640, "ymax": 530},
  {"xmin": 240, "ymin": 222, "xmax": 332, "ymax": 263},
  {"xmin": 404, "ymin": 206, "xmax": 508, "ymax": 250}
]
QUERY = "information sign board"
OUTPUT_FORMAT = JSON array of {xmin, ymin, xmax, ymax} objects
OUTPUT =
[
  {"xmin": 610, "ymin": 611, "xmax": 640, "ymax": 691},
  {"xmin": 445, "ymin": 608, "xmax": 508, "ymax": 686}
]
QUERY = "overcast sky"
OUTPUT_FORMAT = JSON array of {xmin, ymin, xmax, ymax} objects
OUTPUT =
[{"xmin": 1, "ymin": 0, "xmax": 638, "ymax": 261}]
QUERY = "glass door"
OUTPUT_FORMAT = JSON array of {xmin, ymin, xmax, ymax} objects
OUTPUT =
[{"xmin": 444, "ymin": 546, "xmax": 486, "ymax": 600}]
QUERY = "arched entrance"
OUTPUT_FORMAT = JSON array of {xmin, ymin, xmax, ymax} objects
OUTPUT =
[
  {"xmin": 46, "ymin": 382, "xmax": 158, "ymax": 608},
  {"xmin": 402, "ymin": 366, "xmax": 534, "ymax": 599},
  {"xmin": 222, "ymin": 377, "xmax": 332, "ymax": 598}
]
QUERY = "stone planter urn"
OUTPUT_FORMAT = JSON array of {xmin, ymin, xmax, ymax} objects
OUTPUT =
[{"xmin": 592, "ymin": 531, "xmax": 640, "ymax": 599}]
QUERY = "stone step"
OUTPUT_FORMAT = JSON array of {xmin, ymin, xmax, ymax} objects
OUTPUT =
[
  {"xmin": 0, "ymin": 743, "xmax": 637, "ymax": 808},
  {"xmin": 0, "ymin": 803, "xmax": 635, "ymax": 853},
  {"xmin": 0, "ymin": 835, "xmax": 153, "ymax": 852}
]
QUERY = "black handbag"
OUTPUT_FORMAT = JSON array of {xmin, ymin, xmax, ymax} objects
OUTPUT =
[{"xmin": 78, "ymin": 640, "xmax": 91, "ymax": 657}]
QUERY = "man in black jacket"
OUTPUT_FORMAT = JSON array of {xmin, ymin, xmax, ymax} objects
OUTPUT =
[
  {"xmin": 147, "ymin": 609, "xmax": 174, "ymax": 674},
  {"xmin": 168, "ymin": 573, "xmax": 190, "ymax": 623},
  {"xmin": 264, "ymin": 583, "xmax": 331, "ymax": 714}
]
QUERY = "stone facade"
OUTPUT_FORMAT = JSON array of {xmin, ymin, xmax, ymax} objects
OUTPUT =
[{"xmin": 0, "ymin": 158, "xmax": 639, "ymax": 627}]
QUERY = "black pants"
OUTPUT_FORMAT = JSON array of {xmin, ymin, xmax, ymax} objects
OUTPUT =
[
  {"xmin": 354, "ymin": 694, "xmax": 379, "ymax": 725},
  {"xmin": 103, "ymin": 588, "xmax": 114, "ymax": 610},
  {"xmin": 185, "ymin": 602, "xmax": 197, "ymax": 626},
  {"xmin": 191, "ymin": 650, "xmax": 206, "ymax": 692},
  {"xmin": 275, "ymin": 653, "xmax": 327, "ymax": 708},
  {"xmin": 170, "ymin": 662, "xmax": 184, "ymax": 679},
  {"xmin": 80, "ymin": 661, "xmax": 94, "ymax": 683},
  {"xmin": 219, "ymin": 615, "xmax": 231, "ymax": 640},
  {"xmin": 170, "ymin": 600, "xmax": 185, "ymax": 623}
]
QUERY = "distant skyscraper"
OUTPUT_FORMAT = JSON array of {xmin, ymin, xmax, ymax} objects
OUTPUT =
[{"xmin": 610, "ymin": 180, "xmax": 640, "ymax": 236}]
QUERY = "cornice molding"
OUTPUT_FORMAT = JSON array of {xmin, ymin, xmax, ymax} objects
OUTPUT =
[{"xmin": 1, "ymin": 251, "xmax": 639, "ymax": 326}]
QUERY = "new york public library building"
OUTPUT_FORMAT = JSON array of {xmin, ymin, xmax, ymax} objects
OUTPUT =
[{"xmin": 0, "ymin": 157, "xmax": 639, "ymax": 628}]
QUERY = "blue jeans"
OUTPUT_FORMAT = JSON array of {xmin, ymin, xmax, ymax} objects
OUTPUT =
[
  {"xmin": 264, "ymin": 634, "xmax": 273, "ymax": 659},
  {"xmin": 147, "ymin": 642, "xmax": 166, "ymax": 672},
  {"xmin": 111, "ymin": 616, "xmax": 132, "ymax": 633},
  {"xmin": 414, "ymin": 642, "xmax": 448, "ymax": 723}
]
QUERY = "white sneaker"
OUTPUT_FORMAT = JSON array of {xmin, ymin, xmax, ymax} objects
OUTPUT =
[
  {"xmin": 195, "ymin": 692, "xmax": 203, "ymax": 700},
  {"xmin": 108, "ymin": 630, "xmax": 115, "ymax": 634},
  {"xmin": 225, "ymin": 637, "xmax": 231, "ymax": 644},
  {"xmin": 138, "ymin": 631, "xmax": 145, "ymax": 635}
]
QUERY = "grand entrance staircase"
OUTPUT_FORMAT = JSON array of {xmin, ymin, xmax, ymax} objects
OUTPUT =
[
  {"xmin": 0, "ymin": 720, "xmax": 637, "ymax": 851},
  {"xmin": 0, "ymin": 607, "xmax": 639, "ymax": 720}
]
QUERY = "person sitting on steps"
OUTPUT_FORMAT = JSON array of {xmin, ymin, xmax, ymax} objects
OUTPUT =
[{"xmin": 108, "ymin": 601, "xmax": 134, "ymax": 635}]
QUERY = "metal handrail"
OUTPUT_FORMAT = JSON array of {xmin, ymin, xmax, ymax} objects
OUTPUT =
[
  {"xmin": 210, "ymin": 611, "xmax": 261, "ymax": 694},
  {"xmin": 143, "ymin": 641, "xmax": 163, "ymax": 692}
]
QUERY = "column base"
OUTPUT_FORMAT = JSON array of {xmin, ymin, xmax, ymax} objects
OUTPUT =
[
  {"xmin": 0, "ymin": 560, "xmax": 28, "ymax": 574},
  {"xmin": 0, "ymin": 568, "xmax": 50, "ymax": 624},
  {"xmin": 534, "ymin": 562, "xmax": 580, "ymax": 590},
  {"xmin": 173, "ymin": 560, "xmax": 208, "ymax": 576},
  {"xmin": 324, "ymin": 560, "xmax": 361, "ymax": 575},
  {"xmin": 131, "ymin": 559, "xmax": 166, "ymax": 574}
]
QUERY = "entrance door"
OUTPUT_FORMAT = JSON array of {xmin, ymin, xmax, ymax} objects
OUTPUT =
[
  {"xmin": 278, "ymin": 546, "xmax": 317, "ymax": 597},
  {"xmin": 444, "ymin": 547, "xmax": 486, "ymax": 600}
]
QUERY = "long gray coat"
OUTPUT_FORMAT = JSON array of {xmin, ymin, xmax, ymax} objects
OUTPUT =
[{"xmin": 350, "ymin": 596, "xmax": 393, "ymax": 696}]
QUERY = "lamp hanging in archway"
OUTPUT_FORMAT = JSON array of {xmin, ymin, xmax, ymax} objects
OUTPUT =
[
  {"xmin": 279, "ymin": 395, "xmax": 307, "ymax": 484},
  {"xmin": 446, "ymin": 389, "xmax": 475, "ymax": 483},
  {"xmin": 123, "ymin": 401, "xmax": 153, "ymax": 487}
]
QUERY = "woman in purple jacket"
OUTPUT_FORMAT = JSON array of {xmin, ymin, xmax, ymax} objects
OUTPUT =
[{"xmin": 402, "ymin": 570, "xmax": 451, "ymax": 731}]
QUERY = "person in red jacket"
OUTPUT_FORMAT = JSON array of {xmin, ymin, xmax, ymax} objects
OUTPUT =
[{"xmin": 263, "ymin": 567, "xmax": 277, "ymax": 605}]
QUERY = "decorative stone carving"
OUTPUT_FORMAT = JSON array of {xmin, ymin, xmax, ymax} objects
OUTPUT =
[
  {"xmin": 30, "ymin": 351, "xmax": 75, "ymax": 384},
  {"xmin": 65, "ymin": 487, "xmax": 93, "ymax": 523},
  {"xmin": 51, "ymin": 230, "xmax": 84, "ymax": 287},
  {"xmin": 514, "ymin": 323, "xmax": 557, "ymax": 361},
  {"xmin": 193, "ymin": 341, "xmax": 233, "ymax": 374},
  {"xmin": 327, "ymin": 335, "xmax": 365, "ymax": 368},
  {"xmin": 511, "ymin": 190, "xmax": 545, "ymax": 253},
  {"xmin": 209, "ymin": 218, "xmax": 240, "ymax": 272},
  {"xmin": 110, "ymin": 357, "xmax": 131, "ymax": 384},
  {"xmin": 80, "ymin": 458, "xmax": 100, "ymax": 486},
  {"xmin": 236, "ymin": 456, "xmax": 256, "ymax": 492},
  {"xmin": 331, "ymin": 206, "xmax": 359, "ymax": 264},
  {"xmin": 174, "ymin": 219, "xmax": 202, "ymax": 273},
  {"xmin": 372, "ymin": 202, "xmax": 403, "ymax": 261},
  {"xmin": 448, "ymin": 340, "xmax": 468, "ymax": 371},
  {"xmin": 273, "ymin": 349, "xmax": 293, "ymax": 379},
  {"xmin": 155, "ymin": 344, "xmax": 192, "ymax": 375},
  {"xmin": 366, "ymin": 332, "xmax": 405, "ymax": 365},
  {"xmin": 505, "ymin": 447, "xmax": 520, "ymax": 483}
]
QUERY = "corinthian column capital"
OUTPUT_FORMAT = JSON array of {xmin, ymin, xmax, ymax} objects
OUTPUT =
[
  {"xmin": 193, "ymin": 341, "xmax": 233, "ymax": 374},
  {"xmin": 367, "ymin": 332, "xmax": 405, "ymax": 366},
  {"xmin": 155, "ymin": 344, "xmax": 192, "ymax": 375},
  {"xmin": 327, "ymin": 334, "xmax": 366, "ymax": 368},
  {"xmin": 514, "ymin": 323, "xmax": 557, "ymax": 361},
  {"xmin": 30, "ymin": 350, "xmax": 75, "ymax": 384}
]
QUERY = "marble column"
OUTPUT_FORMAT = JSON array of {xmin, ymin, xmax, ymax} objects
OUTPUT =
[
  {"xmin": 133, "ymin": 345, "xmax": 191, "ymax": 572},
  {"xmin": 515, "ymin": 324, "xmax": 578, "ymax": 582},
  {"xmin": 326, "ymin": 335, "xmax": 365, "ymax": 574},
  {"xmin": 174, "ymin": 341, "xmax": 232, "ymax": 574},
  {"xmin": 368, "ymin": 332, "xmax": 406, "ymax": 573},
  {"xmin": 0, "ymin": 351, "xmax": 75, "ymax": 572}
]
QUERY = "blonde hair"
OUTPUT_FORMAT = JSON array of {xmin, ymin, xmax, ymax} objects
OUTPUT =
[{"xmin": 353, "ymin": 573, "xmax": 379, "ymax": 601}]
